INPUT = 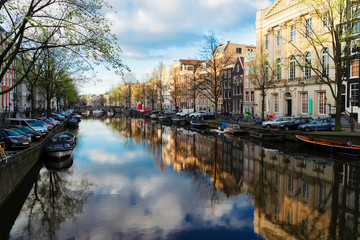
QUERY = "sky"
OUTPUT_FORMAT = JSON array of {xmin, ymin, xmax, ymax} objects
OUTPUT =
[{"xmin": 79, "ymin": 0, "xmax": 273, "ymax": 95}]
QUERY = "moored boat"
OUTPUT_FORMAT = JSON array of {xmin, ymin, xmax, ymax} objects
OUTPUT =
[
  {"xmin": 171, "ymin": 117, "xmax": 188, "ymax": 125},
  {"xmin": 249, "ymin": 131, "xmax": 285, "ymax": 142},
  {"xmin": 223, "ymin": 124, "xmax": 246, "ymax": 135},
  {"xmin": 190, "ymin": 119, "xmax": 207, "ymax": 128},
  {"xmin": 295, "ymin": 135, "xmax": 360, "ymax": 156},
  {"xmin": 44, "ymin": 155, "xmax": 74, "ymax": 171},
  {"xmin": 44, "ymin": 131, "xmax": 76, "ymax": 159},
  {"xmin": 158, "ymin": 116, "xmax": 172, "ymax": 124}
]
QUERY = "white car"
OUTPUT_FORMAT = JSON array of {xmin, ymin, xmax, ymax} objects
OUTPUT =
[{"xmin": 189, "ymin": 111, "xmax": 205, "ymax": 118}]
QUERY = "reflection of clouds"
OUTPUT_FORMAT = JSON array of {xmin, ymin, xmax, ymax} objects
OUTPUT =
[{"xmin": 81, "ymin": 148, "xmax": 137, "ymax": 164}]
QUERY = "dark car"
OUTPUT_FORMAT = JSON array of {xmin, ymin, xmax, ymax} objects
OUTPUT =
[
  {"xmin": 0, "ymin": 128, "xmax": 32, "ymax": 149},
  {"xmin": 199, "ymin": 112, "xmax": 215, "ymax": 120},
  {"xmin": 10, "ymin": 125, "xmax": 42, "ymax": 141},
  {"xmin": 162, "ymin": 110, "xmax": 176, "ymax": 115},
  {"xmin": 278, "ymin": 117, "xmax": 313, "ymax": 131},
  {"xmin": 298, "ymin": 118, "xmax": 335, "ymax": 132}
]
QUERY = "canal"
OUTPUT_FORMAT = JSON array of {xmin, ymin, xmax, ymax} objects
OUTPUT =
[{"xmin": 1, "ymin": 117, "xmax": 359, "ymax": 240}]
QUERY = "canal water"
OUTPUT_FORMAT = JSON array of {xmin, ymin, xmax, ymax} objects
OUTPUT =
[{"xmin": 2, "ymin": 117, "xmax": 359, "ymax": 240}]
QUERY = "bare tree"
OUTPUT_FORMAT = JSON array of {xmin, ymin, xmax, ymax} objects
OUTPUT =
[
  {"xmin": 199, "ymin": 31, "xmax": 235, "ymax": 118},
  {"xmin": 288, "ymin": 0, "xmax": 360, "ymax": 130},
  {"xmin": 249, "ymin": 47, "xmax": 278, "ymax": 121},
  {"xmin": 121, "ymin": 72, "xmax": 137, "ymax": 108}
]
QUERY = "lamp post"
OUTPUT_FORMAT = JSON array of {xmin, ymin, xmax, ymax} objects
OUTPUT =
[{"xmin": 350, "ymin": 97, "xmax": 355, "ymax": 132}]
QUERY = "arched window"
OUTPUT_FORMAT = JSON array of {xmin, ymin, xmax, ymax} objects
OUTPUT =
[
  {"xmin": 304, "ymin": 52, "xmax": 311, "ymax": 79},
  {"xmin": 276, "ymin": 59, "xmax": 281, "ymax": 82},
  {"xmin": 322, "ymin": 48, "xmax": 329, "ymax": 77},
  {"xmin": 289, "ymin": 56, "xmax": 296, "ymax": 81}
]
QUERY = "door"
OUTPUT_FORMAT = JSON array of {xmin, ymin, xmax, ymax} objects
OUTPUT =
[{"xmin": 287, "ymin": 100, "xmax": 292, "ymax": 116}]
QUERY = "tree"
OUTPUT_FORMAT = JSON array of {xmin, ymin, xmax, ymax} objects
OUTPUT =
[
  {"xmin": 0, "ymin": 0, "xmax": 127, "ymax": 95},
  {"xmin": 167, "ymin": 68, "xmax": 182, "ymax": 111},
  {"xmin": 249, "ymin": 48, "xmax": 278, "ymax": 121},
  {"xmin": 155, "ymin": 61, "xmax": 165, "ymax": 111},
  {"xmin": 121, "ymin": 72, "xmax": 137, "ymax": 108},
  {"xmin": 183, "ymin": 60, "xmax": 203, "ymax": 112},
  {"xmin": 288, "ymin": 0, "xmax": 360, "ymax": 130},
  {"xmin": 199, "ymin": 31, "xmax": 235, "ymax": 118}
]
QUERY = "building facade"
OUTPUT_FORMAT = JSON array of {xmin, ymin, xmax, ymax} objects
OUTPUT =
[{"xmin": 255, "ymin": 0, "xmax": 337, "ymax": 118}]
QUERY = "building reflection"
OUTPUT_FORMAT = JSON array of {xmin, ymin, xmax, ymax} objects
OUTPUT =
[{"xmin": 106, "ymin": 118, "xmax": 359, "ymax": 239}]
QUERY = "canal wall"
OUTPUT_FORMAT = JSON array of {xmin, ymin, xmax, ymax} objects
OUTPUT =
[{"xmin": 0, "ymin": 123, "xmax": 66, "ymax": 208}]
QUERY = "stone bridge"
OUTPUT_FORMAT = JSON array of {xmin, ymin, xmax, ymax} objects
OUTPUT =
[{"xmin": 74, "ymin": 106, "xmax": 129, "ymax": 117}]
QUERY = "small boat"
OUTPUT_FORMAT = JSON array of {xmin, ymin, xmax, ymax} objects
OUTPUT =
[
  {"xmin": 249, "ymin": 131, "xmax": 285, "ymax": 142},
  {"xmin": 296, "ymin": 135, "xmax": 360, "ymax": 156},
  {"xmin": 150, "ymin": 114, "xmax": 160, "ymax": 120},
  {"xmin": 190, "ymin": 119, "xmax": 207, "ymax": 128},
  {"xmin": 66, "ymin": 118, "xmax": 79, "ymax": 128},
  {"xmin": 44, "ymin": 155, "xmax": 74, "ymax": 171},
  {"xmin": 223, "ymin": 124, "xmax": 246, "ymax": 135},
  {"xmin": 171, "ymin": 117, "xmax": 188, "ymax": 125},
  {"xmin": 158, "ymin": 116, "xmax": 172, "ymax": 124},
  {"xmin": 44, "ymin": 132, "xmax": 76, "ymax": 159}
]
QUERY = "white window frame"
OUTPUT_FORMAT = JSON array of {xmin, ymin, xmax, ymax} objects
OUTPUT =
[
  {"xmin": 300, "ymin": 93, "xmax": 308, "ymax": 114},
  {"xmin": 304, "ymin": 52, "xmax": 311, "ymax": 79},
  {"xmin": 276, "ymin": 30, "xmax": 282, "ymax": 46},
  {"xmin": 290, "ymin": 25, "xmax": 296, "ymax": 42},
  {"xmin": 318, "ymin": 92, "xmax": 326, "ymax": 114},
  {"xmin": 350, "ymin": 59, "xmax": 359, "ymax": 78},
  {"xmin": 289, "ymin": 57, "xmax": 296, "ymax": 81}
]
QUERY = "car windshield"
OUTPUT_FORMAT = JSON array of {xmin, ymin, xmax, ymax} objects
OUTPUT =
[
  {"xmin": 11, "ymin": 128, "xmax": 26, "ymax": 135},
  {"xmin": 18, "ymin": 126, "xmax": 33, "ymax": 132},
  {"xmin": 4, "ymin": 129, "xmax": 20, "ymax": 136},
  {"xmin": 310, "ymin": 120, "xmax": 317, "ymax": 124},
  {"xmin": 27, "ymin": 120, "xmax": 43, "ymax": 127},
  {"xmin": 289, "ymin": 119, "xmax": 295, "ymax": 123}
]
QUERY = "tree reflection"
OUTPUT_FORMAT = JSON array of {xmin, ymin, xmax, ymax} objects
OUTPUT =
[{"xmin": 18, "ymin": 166, "xmax": 93, "ymax": 240}]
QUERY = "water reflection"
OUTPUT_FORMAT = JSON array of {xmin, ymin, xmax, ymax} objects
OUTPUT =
[
  {"xmin": 105, "ymin": 117, "xmax": 359, "ymax": 240},
  {"xmin": 6, "ymin": 117, "xmax": 359, "ymax": 239}
]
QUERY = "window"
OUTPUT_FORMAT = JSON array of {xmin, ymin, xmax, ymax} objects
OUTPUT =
[
  {"xmin": 319, "ymin": 184, "xmax": 326, "ymax": 205},
  {"xmin": 351, "ymin": 59, "xmax": 359, "ymax": 77},
  {"xmin": 324, "ymin": 14, "xmax": 330, "ymax": 30},
  {"xmin": 251, "ymin": 65, "xmax": 254, "ymax": 74},
  {"xmin": 245, "ymin": 78, "xmax": 249, "ymax": 88},
  {"xmin": 301, "ymin": 93, "xmax": 309, "ymax": 114},
  {"xmin": 250, "ymin": 79, "xmax": 254, "ymax": 88},
  {"xmin": 289, "ymin": 56, "xmax": 296, "ymax": 81},
  {"xmin": 350, "ymin": 83, "xmax": 359, "ymax": 106},
  {"xmin": 290, "ymin": 25, "xmax": 296, "ymax": 42},
  {"xmin": 236, "ymin": 48, "xmax": 242, "ymax": 54},
  {"xmin": 304, "ymin": 52, "xmax": 311, "ymax": 79},
  {"xmin": 274, "ymin": 94, "xmax": 279, "ymax": 112},
  {"xmin": 287, "ymin": 175, "xmax": 293, "ymax": 195},
  {"xmin": 245, "ymin": 66, "xmax": 249, "ymax": 75},
  {"xmin": 306, "ymin": 18, "xmax": 312, "ymax": 37},
  {"xmin": 322, "ymin": 48, "xmax": 330, "ymax": 77},
  {"xmin": 276, "ymin": 59, "xmax": 281, "ymax": 82},
  {"xmin": 276, "ymin": 30, "xmax": 282, "ymax": 46},
  {"xmin": 265, "ymin": 35, "xmax": 269, "ymax": 50},
  {"xmin": 228, "ymin": 70, "xmax": 231, "ymax": 78},
  {"xmin": 319, "ymin": 92, "xmax": 326, "ymax": 114},
  {"xmin": 250, "ymin": 91, "xmax": 254, "ymax": 101},
  {"xmin": 236, "ymin": 64, "xmax": 240, "ymax": 72},
  {"xmin": 245, "ymin": 92, "xmax": 249, "ymax": 102},
  {"xmin": 302, "ymin": 180, "xmax": 309, "ymax": 203}
]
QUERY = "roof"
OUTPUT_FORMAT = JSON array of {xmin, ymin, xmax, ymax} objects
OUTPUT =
[{"xmin": 179, "ymin": 59, "xmax": 205, "ymax": 65}]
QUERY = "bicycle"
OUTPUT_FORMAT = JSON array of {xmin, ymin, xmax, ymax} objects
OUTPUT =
[{"xmin": 0, "ymin": 142, "xmax": 7, "ymax": 164}]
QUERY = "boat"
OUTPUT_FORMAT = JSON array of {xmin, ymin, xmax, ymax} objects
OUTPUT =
[
  {"xmin": 295, "ymin": 135, "xmax": 360, "ymax": 156},
  {"xmin": 150, "ymin": 114, "xmax": 160, "ymax": 120},
  {"xmin": 44, "ymin": 131, "xmax": 76, "ymax": 159},
  {"xmin": 190, "ymin": 119, "xmax": 207, "ymax": 128},
  {"xmin": 171, "ymin": 117, "xmax": 188, "ymax": 125},
  {"xmin": 223, "ymin": 124, "xmax": 246, "ymax": 135},
  {"xmin": 44, "ymin": 155, "xmax": 74, "ymax": 171},
  {"xmin": 158, "ymin": 116, "xmax": 172, "ymax": 124},
  {"xmin": 66, "ymin": 118, "xmax": 79, "ymax": 128},
  {"xmin": 249, "ymin": 131, "xmax": 285, "ymax": 142}
]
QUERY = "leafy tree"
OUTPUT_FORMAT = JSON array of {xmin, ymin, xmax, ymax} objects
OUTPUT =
[
  {"xmin": 0, "ymin": 0, "xmax": 127, "ymax": 95},
  {"xmin": 289, "ymin": 0, "xmax": 360, "ymax": 130}
]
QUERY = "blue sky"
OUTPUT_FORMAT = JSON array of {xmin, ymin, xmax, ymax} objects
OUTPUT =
[{"xmin": 80, "ymin": 0, "xmax": 273, "ymax": 94}]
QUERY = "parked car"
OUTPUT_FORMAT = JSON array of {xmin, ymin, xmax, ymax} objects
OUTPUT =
[
  {"xmin": 262, "ymin": 117, "xmax": 294, "ymax": 129},
  {"xmin": 10, "ymin": 125, "xmax": 42, "ymax": 141},
  {"xmin": 0, "ymin": 128, "xmax": 32, "ymax": 149},
  {"xmin": 39, "ymin": 120, "xmax": 53, "ymax": 131},
  {"xmin": 163, "ymin": 110, "xmax": 176, "ymax": 115},
  {"xmin": 7, "ymin": 118, "xmax": 49, "ymax": 136},
  {"xmin": 189, "ymin": 111, "xmax": 205, "ymax": 118},
  {"xmin": 278, "ymin": 117, "xmax": 313, "ymax": 131},
  {"xmin": 37, "ymin": 117, "xmax": 56, "ymax": 127},
  {"xmin": 51, "ymin": 113, "xmax": 65, "ymax": 121},
  {"xmin": 49, "ymin": 117, "xmax": 60, "ymax": 125},
  {"xmin": 176, "ymin": 108, "xmax": 194, "ymax": 117},
  {"xmin": 298, "ymin": 118, "xmax": 335, "ymax": 132},
  {"xmin": 199, "ymin": 112, "xmax": 215, "ymax": 120}
]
